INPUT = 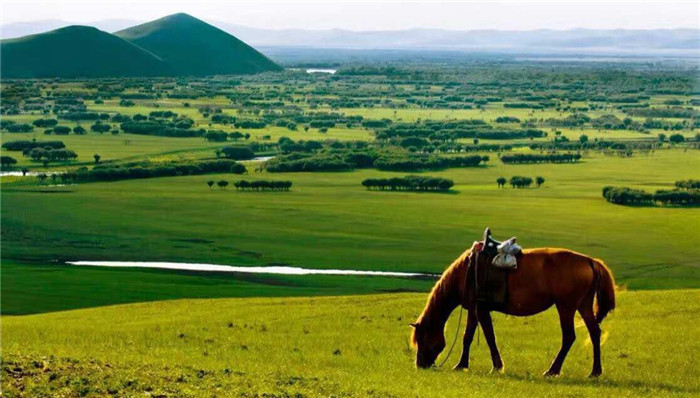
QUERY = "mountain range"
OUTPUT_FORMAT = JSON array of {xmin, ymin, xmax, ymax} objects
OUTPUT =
[
  {"xmin": 0, "ymin": 13, "xmax": 282, "ymax": 79},
  {"xmin": 3, "ymin": 17, "xmax": 699, "ymax": 56}
]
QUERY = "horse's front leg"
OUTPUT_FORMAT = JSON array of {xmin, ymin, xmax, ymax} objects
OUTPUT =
[
  {"xmin": 453, "ymin": 310, "xmax": 478, "ymax": 371},
  {"xmin": 477, "ymin": 307, "xmax": 504, "ymax": 373}
]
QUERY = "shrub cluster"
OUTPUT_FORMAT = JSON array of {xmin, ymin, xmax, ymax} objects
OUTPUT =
[
  {"xmin": 675, "ymin": 179, "xmax": 700, "ymax": 190},
  {"xmin": 120, "ymin": 121, "xmax": 204, "ymax": 138},
  {"xmin": 266, "ymin": 154, "xmax": 352, "ymax": 172},
  {"xmin": 27, "ymin": 148, "xmax": 78, "ymax": 161},
  {"xmin": 500, "ymin": 153, "xmax": 581, "ymax": 164},
  {"xmin": 67, "ymin": 160, "xmax": 247, "ymax": 183},
  {"xmin": 602, "ymin": 186, "xmax": 699, "ymax": 206},
  {"xmin": 2, "ymin": 140, "xmax": 65, "ymax": 151},
  {"xmin": 373, "ymin": 154, "xmax": 488, "ymax": 171},
  {"xmin": 233, "ymin": 180, "xmax": 292, "ymax": 191},
  {"xmin": 362, "ymin": 175, "xmax": 454, "ymax": 191}
]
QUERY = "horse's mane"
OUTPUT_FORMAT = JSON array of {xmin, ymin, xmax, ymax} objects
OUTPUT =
[{"xmin": 410, "ymin": 248, "xmax": 471, "ymax": 348}]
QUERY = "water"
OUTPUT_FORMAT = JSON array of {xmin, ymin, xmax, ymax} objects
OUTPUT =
[
  {"xmin": 0, "ymin": 171, "xmax": 59, "ymax": 177},
  {"xmin": 251, "ymin": 156, "xmax": 275, "ymax": 162},
  {"xmin": 66, "ymin": 261, "xmax": 435, "ymax": 277},
  {"xmin": 306, "ymin": 68, "xmax": 337, "ymax": 74}
]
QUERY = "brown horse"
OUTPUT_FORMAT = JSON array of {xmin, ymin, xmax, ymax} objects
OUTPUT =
[{"xmin": 410, "ymin": 230, "xmax": 616, "ymax": 377}]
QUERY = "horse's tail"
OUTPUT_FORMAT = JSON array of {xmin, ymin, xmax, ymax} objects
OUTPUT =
[{"xmin": 592, "ymin": 258, "xmax": 616, "ymax": 323}]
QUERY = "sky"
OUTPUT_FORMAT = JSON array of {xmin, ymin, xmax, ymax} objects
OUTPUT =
[{"xmin": 2, "ymin": 0, "xmax": 699, "ymax": 31}]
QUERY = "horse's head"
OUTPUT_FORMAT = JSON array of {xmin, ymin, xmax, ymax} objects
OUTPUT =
[{"xmin": 410, "ymin": 321, "xmax": 446, "ymax": 368}]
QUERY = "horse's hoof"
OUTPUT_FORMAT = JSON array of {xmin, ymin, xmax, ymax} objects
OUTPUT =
[
  {"xmin": 543, "ymin": 370, "xmax": 560, "ymax": 378},
  {"xmin": 453, "ymin": 365, "xmax": 469, "ymax": 372},
  {"xmin": 490, "ymin": 366, "xmax": 505, "ymax": 375},
  {"xmin": 588, "ymin": 371, "xmax": 602, "ymax": 378}
]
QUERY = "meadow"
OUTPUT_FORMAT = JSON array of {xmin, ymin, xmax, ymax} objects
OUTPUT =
[
  {"xmin": 3, "ymin": 150, "xmax": 698, "ymax": 302},
  {"xmin": 2, "ymin": 290, "xmax": 698, "ymax": 396},
  {"xmin": 1, "ymin": 62, "xmax": 699, "ymax": 396}
]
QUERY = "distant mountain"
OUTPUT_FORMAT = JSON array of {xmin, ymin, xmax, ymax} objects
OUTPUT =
[
  {"xmin": 0, "ymin": 26, "xmax": 168, "ymax": 78},
  {"xmin": 116, "ymin": 13, "xmax": 282, "ymax": 76},
  {"xmin": 1, "ymin": 19, "xmax": 141, "ymax": 39},
  {"xmin": 210, "ymin": 24, "xmax": 700, "ymax": 55}
]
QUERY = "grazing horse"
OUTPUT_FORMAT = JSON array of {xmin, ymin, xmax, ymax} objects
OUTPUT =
[{"xmin": 410, "ymin": 230, "xmax": 616, "ymax": 377}]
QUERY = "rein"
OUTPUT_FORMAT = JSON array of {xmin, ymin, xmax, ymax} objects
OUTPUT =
[{"xmin": 436, "ymin": 248, "xmax": 479, "ymax": 368}]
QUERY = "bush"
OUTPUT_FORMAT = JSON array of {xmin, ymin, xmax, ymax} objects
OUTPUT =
[
  {"xmin": 602, "ymin": 186, "xmax": 654, "ymax": 205},
  {"xmin": 220, "ymin": 146, "xmax": 255, "ymax": 160},
  {"xmin": 67, "ymin": 160, "xmax": 247, "ymax": 183},
  {"xmin": 509, "ymin": 176, "xmax": 533, "ymax": 188},
  {"xmin": 362, "ymin": 175, "xmax": 454, "ymax": 192},
  {"xmin": 500, "ymin": 153, "xmax": 581, "ymax": 164},
  {"xmin": 266, "ymin": 154, "xmax": 352, "ymax": 172},
  {"xmin": 2, "ymin": 140, "xmax": 65, "ymax": 151},
  {"xmin": 204, "ymin": 130, "xmax": 229, "ymax": 142},
  {"xmin": 234, "ymin": 180, "xmax": 292, "ymax": 191},
  {"xmin": 32, "ymin": 118, "xmax": 58, "ymax": 127},
  {"xmin": 1, "ymin": 156, "xmax": 18, "ymax": 168},
  {"xmin": 653, "ymin": 189, "xmax": 700, "ymax": 205},
  {"xmin": 675, "ymin": 180, "xmax": 700, "ymax": 190},
  {"xmin": 4, "ymin": 123, "xmax": 34, "ymax": 133}
]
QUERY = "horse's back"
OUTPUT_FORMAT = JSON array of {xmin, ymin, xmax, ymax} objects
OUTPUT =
[{"xmin": 505, "ymin": 248, "xmax": 596, "ymax": 315}]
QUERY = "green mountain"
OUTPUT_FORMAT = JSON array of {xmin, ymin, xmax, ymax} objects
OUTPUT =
[
  {"xmin": 116, "ymin": 13, "xmax": 282, "ymax": 76},
  {"xmin": 0, "ymin": 26, "xmax": 168, "ymax": 78}
]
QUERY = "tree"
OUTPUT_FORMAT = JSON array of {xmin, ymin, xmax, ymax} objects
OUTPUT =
[
  {"xmin": 496, "ymin": 177, "xmax": 506, "ymax": 187},
  {"xmin": 536, "ymin": 176, "xmax": 545, "ymax": 187},
  {"xmin": 658, "ymin": 133, "xmax": 667, "ymax": 142},
  {"xmin": 73, "ymin": 125, "xmax": 86, "ymax": 135},
  {"xmin": 217, "ymin": 180, "xmax": 229, "ymax": 189},
  {"xmin": 669, "ymin": 134, "xmax": 685, "ymax": 144},
  {"xmin": 206, "ymin": 180, "xmax": 214, "ymax": 189},
  {"xmin": 94, "ymin": 154, "xmax": 101, "ymax": 164},
  {"xmin": 0, "ymin": 156, "xmax": 17, "ymax": 169},
  {"xmin": 473, "ymin": 138, "xmax": 479, "ymax": 145},
  {"xmin": 579, "ymin": 134, "xmax": 589, "ymax": 143},
  {"xmin": 21, "ymin": 167, "xmax": 29, "ymax": 176},
  {"xmin": 37, "ymin": 173, "xmax": 48, "ymax": 184}
]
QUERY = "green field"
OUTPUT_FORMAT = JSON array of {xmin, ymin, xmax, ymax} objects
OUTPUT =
[
  {"xmin": 2, "ymin": 62, "xmax": 699, "ymax": 396},
  {"xmin": 2, "ymin": 290, "xmax": 698, "ymax": 396},
  {"xmin": 4, "ymin": 150, "xmax": 699, "ymax": 293}
]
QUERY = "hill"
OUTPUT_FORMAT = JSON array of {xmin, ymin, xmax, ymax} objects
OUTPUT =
[
  {"xmin": 116, "ymin": 13, "xmax": 282, "ymax": 76},
  {"xmin": 0, "ymin": 25, "xmax": 168, "ymax": 78},
  {"xmin": 1, "ymin": 290, "xmax": 697, "ymax": 396}
]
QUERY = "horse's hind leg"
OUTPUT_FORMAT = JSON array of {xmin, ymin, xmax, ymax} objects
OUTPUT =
[
  {"xmin": 579, "ymin": 294, "xmax": 602, "ymax": 377},
  {"xmin": 476, "ymin": 307, "xmax": 504, "ymax": 373},
  {"xmin": 454, "ymin": 310, "xmax": 478, "ymax": 370},
  {"xmin": 544, "ymin": 305, "xmax": 576, "ymax": 377}
]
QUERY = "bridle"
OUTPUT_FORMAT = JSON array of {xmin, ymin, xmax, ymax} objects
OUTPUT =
[{"xmin": 436, "ymin": 243, "xmax": 482, "ymax": 368}]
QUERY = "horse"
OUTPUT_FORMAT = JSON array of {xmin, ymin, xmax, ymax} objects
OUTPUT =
[{"xmin": 410, "ymin": 229, "xmax": 616, "ymax": 377}]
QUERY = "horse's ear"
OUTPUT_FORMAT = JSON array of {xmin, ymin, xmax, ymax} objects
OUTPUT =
[
  {"xmin": 483, "ymin": 227, "xmax": 491, "ymax": 241},
  {"xmin": 409, "ymin": 322, "xmax": 419, "ymax": 329}
]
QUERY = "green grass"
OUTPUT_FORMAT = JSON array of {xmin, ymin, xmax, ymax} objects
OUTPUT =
[
  {"xmin": 2, "ymin": 289, "xmax": 698, "ymax": 396},
  {"xmin": 3, "ymin": 150, "xmax": 699, "ymax": 290},
  {"xmin": 0, "ymin": 130, "xmax": 230, "ymax": 168},
  {"xmin": 1, "ymin": 261, "xmax": 433, "ymax": 315}
]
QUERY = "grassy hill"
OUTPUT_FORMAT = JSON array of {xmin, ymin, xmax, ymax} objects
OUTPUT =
[
  {"xmin": 116, "ymin": 13, "xmax": 282, "ymax": 76},
  {"xmin": 0, "ymin": 26, "xmax": 168, "ymax": 78},
  {"xmin": 2, "ymin": 290, "xmax": 698, "ymax": 396}
]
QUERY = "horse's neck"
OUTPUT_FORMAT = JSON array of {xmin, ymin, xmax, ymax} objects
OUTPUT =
[{"xmin": 422, "ymin": 260, "xmax": 465, "ymax": 329}]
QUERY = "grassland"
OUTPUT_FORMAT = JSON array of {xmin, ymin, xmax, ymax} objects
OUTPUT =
[
  {"xmin": 2, "ymin": 290, "xmax": 698, "ymax": 396},
  {"xmin": 3, "ymin": 150, "xmax": 699, "ymax": 292},
  {"xmin": 1, "ymin": 261, "xmax": 433, "ymax": 315}
]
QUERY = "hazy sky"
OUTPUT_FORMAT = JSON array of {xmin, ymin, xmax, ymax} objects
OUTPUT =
[{"xmin": 2, "ymin": 1, "xmax": 699, "ymax": 30}]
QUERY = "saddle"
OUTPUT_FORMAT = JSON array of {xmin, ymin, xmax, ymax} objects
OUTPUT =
[{"xmin": 466, "ymin": 228, "xmax": 521, "ymax": 310}]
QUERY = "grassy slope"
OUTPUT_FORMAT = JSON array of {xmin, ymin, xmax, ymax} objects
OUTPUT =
[
  {"xmin": 2, "ymin": 290, "xmax": 698, "ymax": 396},
  {"xmin": 0, "ymin": 26, "xmax": 167, "ymax": 78},
  {"xmin": 3, "ymin": 150, "xmax": 699, "ymax": 290},
  {"xmin": 1, "ymin": 261, "xmax": 433, "ymax": 315},
  {"xmin": 115, "ymin": 13, "xmax": 281, "ymax": 75}
]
